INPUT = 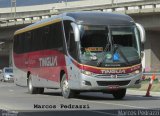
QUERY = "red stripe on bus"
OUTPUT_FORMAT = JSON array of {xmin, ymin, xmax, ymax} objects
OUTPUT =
[
  {"xmin": 71, "ymin": 58, "xmax": 141, "ymax": 74},
  {"xmin": 13, "ymin": 49, "xmax": 67, "ymax": 82}
]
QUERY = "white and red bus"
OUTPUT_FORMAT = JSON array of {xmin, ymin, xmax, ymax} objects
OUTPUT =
[{"xmin": 13, "ymin": 12, "xmax": 145, "ymax": 99}]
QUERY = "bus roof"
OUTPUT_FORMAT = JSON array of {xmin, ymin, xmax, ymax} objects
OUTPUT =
[
  {"xmin": 66, "ymin": 12, "xmax": 135, "ymax": 26},
  {"xmin": 14, "ymin": 15, "xmax": 62, "ymax": 35},
  {"xmin": 14, "ymin": 11, "xmax": 135, "ymax": 35}
]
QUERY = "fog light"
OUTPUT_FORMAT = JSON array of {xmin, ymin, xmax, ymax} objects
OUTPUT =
[
  {"xmin": 82, "ymin": 80, "xmax": 91, "ymax": 86},
  {"xmin": 135, "ymin": 79, "xmax": 141, "ymax": 84}
]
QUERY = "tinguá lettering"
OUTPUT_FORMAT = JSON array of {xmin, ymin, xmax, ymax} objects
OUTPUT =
[
  {"xmin": 39, "ymin": 56, "xmax": 57, "ymax": 67},
  {"xmin": 101, "ymin": 69, "xmax": 126, "ymax": 74}
]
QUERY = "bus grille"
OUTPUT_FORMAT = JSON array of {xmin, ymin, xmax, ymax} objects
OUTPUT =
[
  {"xmin": 97, "ymin": 80, "xmax": 130, "ymax": 86},
  {"xmin": 94, "ymin": 74, "xmax": 130, "ymax": 78}
]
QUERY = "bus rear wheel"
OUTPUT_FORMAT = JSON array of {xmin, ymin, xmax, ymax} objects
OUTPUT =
[
  {"xmin": 28, "ymin": 75, "xmax": 38, "ymax": 94},
  {"xmin": 61, "ymin": 74, "xmax": 75, "ymax": 98},
  {"xmin": 112, "ymin": 89, "xmax": 126, "ymax": 100}
]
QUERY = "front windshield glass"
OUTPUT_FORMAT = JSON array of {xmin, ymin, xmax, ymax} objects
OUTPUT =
[{"xmin": 79, "ymin": 25, "xmax": 141, "ymax": 67}]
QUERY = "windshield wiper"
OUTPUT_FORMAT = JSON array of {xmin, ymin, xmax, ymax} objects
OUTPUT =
[
  {"xmin": 113, "ymin": 44, "xmax": 130, "ymax": 65},
  {"xmin": 97, "ymin": 42, "xmax": 110, "ymax": 67},
  {"xmin": 97, "ymin": 27, "xmax": 111, "ymax": 67}
]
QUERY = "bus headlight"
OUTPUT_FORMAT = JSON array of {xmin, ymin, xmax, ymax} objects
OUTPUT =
[
  {"xmin": 81, "ymin": 70, "xmax": 94, "ymax": 76},
  {"xmin": 131, "ymin": 70, "xmax": 141, "ymax": 75},
  {"xmin": 4, "ymin": 74, "xmax": 10, "ymax": 78}
]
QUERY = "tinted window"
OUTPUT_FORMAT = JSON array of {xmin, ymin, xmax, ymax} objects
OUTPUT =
[
  {"xmin": 13, "ymin": 35, "xmax": 18, "ymax": 53},
  {"xmin": 63, "ymin": 20, "xmax": 78, "ymax": 59},
  {"xmin": 43, "ymin": 26, "xmax": 50, "ymax": 49},
  {"xmin": 48, "ymin": 22, "xmax": 63, "ymax": 50},
  {"xmin": 13, "ymin": 34, "xmax": 25, "ymax": 54},
  {"xmin": 69, "ymin": 32, "xmax": 77, "ymax": 59},
  {"xmin": 32, "ymin": 28, "xmax": 43, "ymax": 51},
  {"xmin": 63, "ymin": 20, "xmax": 72, "ymax": 48},
  {"xmin": 24, "ymin": 31, "xmax": 32, "ymax": 53},
  {"xmin": 13, "ymin": 21, "xmax": 64, "ymax": 54}
]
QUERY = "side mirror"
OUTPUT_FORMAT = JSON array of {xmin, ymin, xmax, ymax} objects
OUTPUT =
[
  {"xmin": 136, "ymin": 23, "xmax": 146, "ymax": 43},
  {"xmin": 71, "ymin": 23, "xmax": 80, "ymax": 42}
]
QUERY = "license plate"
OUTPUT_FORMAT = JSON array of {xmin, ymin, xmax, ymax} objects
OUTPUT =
[{"xmin": 108, "ymin": 85, "xmax": 119, "ymax": 89}]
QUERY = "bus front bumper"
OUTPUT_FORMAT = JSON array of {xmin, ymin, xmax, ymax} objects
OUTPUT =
[{"xmin": 69, "ymin": 73, "xmax": 142, "ymax": 91}]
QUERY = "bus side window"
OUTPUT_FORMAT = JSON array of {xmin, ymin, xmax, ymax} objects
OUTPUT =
[
  {"xmin": 24, "ymin": 31, "xmax": 32, "ymax": 53},
  {"xmin": 14, "ymin": 34, "xmax": 25, "ymax": 54},
  {"xmin": 13, "ymin": 35, "xmax": 19, "ymax": 54},
  {"xmin": 68, "ymin": 31, "xmax": 77, "ymax": 59},
  {"xmin": 43, "ymin": 26, "xmax": 50, "ymax": 50},
  {"xmin": 31, "ymin": 28, "xmax": 43, "ymax": 51},
  {"xmin": 19, "ymin": 34, "xmax": 25, "ymax": 54},
  {"xmin": 49, "ymin": 22, "xmax": 63, "ymax": 51},
  {"xmin": 63, "ymin": 21, "xmax": 72, "ymax": 50},
  {"xmin": 63, "ymin": 20, "xmax": 78, "ymax": 60}
]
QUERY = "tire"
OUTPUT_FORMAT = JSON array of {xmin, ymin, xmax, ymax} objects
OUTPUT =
[
  {"xmin": 2, "ymin": 77, "xmax": 5, "ymax": 82},
  {"xmin": 75, "ymin": 91, "xmax": 80, "ymax": 95},
  {"xmin": 61, "ymin": 74, "xmax": 75, "ymax": 98},
  {"xmin": 37, "ymin": 88, "xmax": 44, "ymax": 94},
  {"xmin": 28, "ymin": 75, "xmax": 38, "ymax": 94},
  {"xmin": 1, "ymin": 79, "xmax": 4, "ymax": 82},
  {"xmin": 112, "ymin": 89, "xmax": 126, "ymax": 100}
]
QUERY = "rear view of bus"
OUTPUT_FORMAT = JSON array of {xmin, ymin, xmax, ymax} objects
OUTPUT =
[{"xmin": 13, "ymin": 12, "xmax": 145, "ymax": 99}]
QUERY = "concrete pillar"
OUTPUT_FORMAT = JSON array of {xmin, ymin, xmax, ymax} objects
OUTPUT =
[
  {"xmin": 0, "ymin": 42, "xmax": 9, "ymax": 69},
  {"xmin": 145, "ymin": 30, "xmax": 160, "ymax": 72},
  {"xmin": 149, "ymin": 31, "xmax": 160, "ymax": 72},
  {"xmin": 144, "ymin": 30, "xmax": 151, "ymax": 72}
]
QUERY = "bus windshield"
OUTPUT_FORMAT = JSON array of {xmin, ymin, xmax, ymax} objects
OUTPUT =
[{"xmin": 79, "ymin": 25, "xmax": 141, "ymax": 67}]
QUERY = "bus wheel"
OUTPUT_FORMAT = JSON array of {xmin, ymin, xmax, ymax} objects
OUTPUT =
[
  {"xmin": 37, "ymin": 88, "xmax": 44, "ymax": 94},
  {"xmin": 61, "ymin": 74, "xmax": 74, "ymax": 98},
  {"xmin": 1, "ymin": 78, "xmax": 4, "ymax": 82},
  {"xmin": 28, "ymin": 75, "xmax": 38, "ymax": 94},
  {"xmin": 112, "ymin": 89, "xmax": 126, "ymax": 100}
]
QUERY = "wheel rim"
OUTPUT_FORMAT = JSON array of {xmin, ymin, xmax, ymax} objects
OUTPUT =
[{"xmin": 62, "ymin": 79, "xmax": 69, "ymax": 95}]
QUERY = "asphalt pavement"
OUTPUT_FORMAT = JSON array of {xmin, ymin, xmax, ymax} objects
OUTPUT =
[{"xmin": 0, "ymin": 81, "xmax": 160, "ymax": 116}]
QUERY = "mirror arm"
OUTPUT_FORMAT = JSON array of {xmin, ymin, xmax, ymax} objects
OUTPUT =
[
  {"xmin": 71, "ymin": 23, "xmax": 80, "ymax": 42},
  {"xmin": 136, "ymin": 23, "xmax": 146, "ymax": 43}
]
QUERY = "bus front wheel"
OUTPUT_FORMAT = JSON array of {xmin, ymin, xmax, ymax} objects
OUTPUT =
[
  {"xmin": 112, "ymin": 89, "xmax": 126, "ymax": 100},
  {"xmin": 37, "ymin": 88, "xmax": 44, "ymax": 94},
  {"xmin": 28, "ymin": 75, "xmax": 38, "ymax": 94},
  {"xmin": 61, "ymin": 74, "xmax": 75, "ymax": 98}
]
